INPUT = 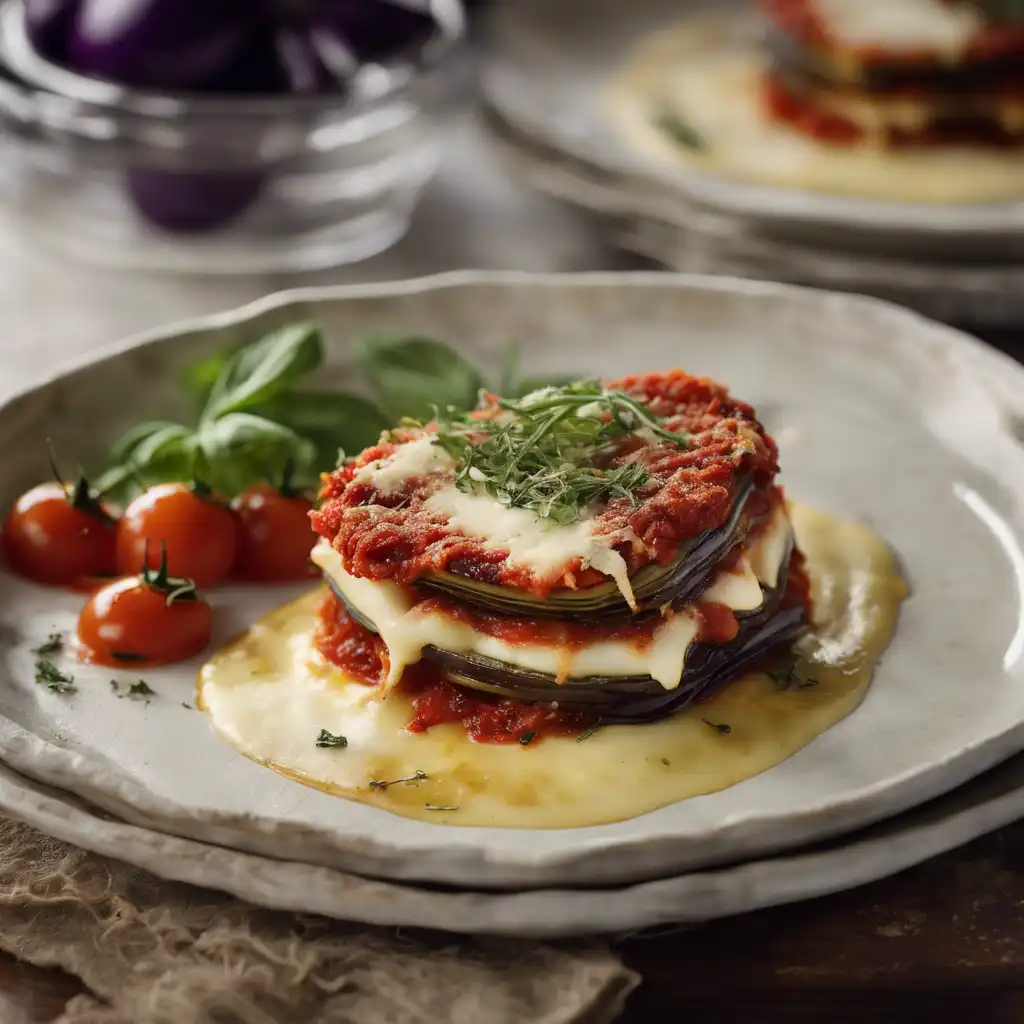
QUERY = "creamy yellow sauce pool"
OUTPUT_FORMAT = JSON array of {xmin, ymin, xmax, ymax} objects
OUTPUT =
[
  {"xmin": 198, "ymin": 505, "xmax": 907, "ymax": 829},
  {"xmin": 606, "ymin": 15, "xmax": 1024, "ymax": 204}
]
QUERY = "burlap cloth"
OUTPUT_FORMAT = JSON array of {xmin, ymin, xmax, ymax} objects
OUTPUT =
[{"xmin": 0, "ymin": 818, "xmax": 638, "ymax": 1024}]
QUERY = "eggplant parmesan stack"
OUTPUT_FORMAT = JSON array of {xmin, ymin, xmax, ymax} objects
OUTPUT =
[
  {"xmin": 762, "ymin": 0, "xmax": 1024, "ymax": 148},
  {"xmin": 309, "ymin": 371, "xmax": 810, "ymax": 738}
]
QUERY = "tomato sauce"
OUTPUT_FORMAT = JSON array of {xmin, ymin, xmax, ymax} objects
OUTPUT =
[
  {"xmin": 764, "ymin": 75, "xmax": 1024, "ymax": 148},
  {"xmin": 312, "ymin": 370, "xmax": 780, "ymax": 595}
]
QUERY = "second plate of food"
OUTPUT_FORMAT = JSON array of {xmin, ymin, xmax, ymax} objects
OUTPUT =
[
  {"xmin": 0, "ymin": 271, "xmax": 1021, "ymax": 889},
  {"xmin": 483, "ymin": 0, "xmax": 1024, "ymax": 255}
]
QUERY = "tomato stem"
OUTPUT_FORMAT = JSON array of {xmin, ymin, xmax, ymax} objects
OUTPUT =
[
  {"xmin": 141, "ymin": 540, "xmax": 200, "ymax": 606},
  {"xmin": 46, "ymin": 439, "xmax": 116, "ymax": 526}
]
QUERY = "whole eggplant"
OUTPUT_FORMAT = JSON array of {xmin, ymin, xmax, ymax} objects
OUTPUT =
[{"xmin": 23, "ymin": 0, "xmax": 443, "ymax": 232}]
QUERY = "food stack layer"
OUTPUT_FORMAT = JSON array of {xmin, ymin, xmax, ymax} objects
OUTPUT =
[
  {"xmin": 762, "ymin": 0, "xmax": 1024, "ymax": 147},
  {"xmin": 309, "ymin": 371, "xmax": 810, "ymax": 738}
]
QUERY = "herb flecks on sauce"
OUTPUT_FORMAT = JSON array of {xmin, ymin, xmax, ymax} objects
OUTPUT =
[
  {"xmin": 111, "ymin": 679, "xmax": 156, "ymax": 702},
  {"xmin": 432, "ymin": 381, "xmax": 691, "ymax": 526},
  {"xmin": 369, "ymin": 769, "xmax": 428, "ymax": 791},
  {"xmin": 702, "ymin": 718, "xmax": 732, "ymax": 735},
  {"xmin": 315, "ymin": 729, "xmax": 348, "ymax": 749}
]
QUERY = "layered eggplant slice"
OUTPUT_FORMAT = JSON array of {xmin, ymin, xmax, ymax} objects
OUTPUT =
[{"xmin": 312, "ymin": 370, "xmax": 809, "ymax": 729}]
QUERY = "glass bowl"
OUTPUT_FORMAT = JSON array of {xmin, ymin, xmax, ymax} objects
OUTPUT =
[{"xmin": 0, "ymin": 0, "xmax": 466, "ymax": 273}]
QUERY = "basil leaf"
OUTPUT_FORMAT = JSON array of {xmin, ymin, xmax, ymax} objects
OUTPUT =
[
  {"xmin": 197, "ymin": 413, "xmax": 315, "ymax": 495},
  {"xmin": 355, "ymin": 336, "xmax": 484, "ymax": 421},
  {"xmin": 181, "ymin": 350, "xmax": 234, "ymax": 413},
  {"xmin": 202, "ymin": 322, "xmax": 323, "ymax": 423},
  {"xmin": 107, "ymin": 420, "xmax": 187, "ymax": 465},
  {"xmin": 255, "ymin": 391, "xmax": 389, "ymax": 478}
]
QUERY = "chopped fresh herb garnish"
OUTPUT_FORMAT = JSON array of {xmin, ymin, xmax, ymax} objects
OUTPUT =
[
  {"xmin": 111, "ymin": 679, "xmax": 156, "ymax": 702},
  {"xmin": 702, "ymin": 719, "xmax": 732, "ymax": 735},
  {"xmin": 181, "ymin": 702, "xmax": 194, "ymax": 710},
  {"xmin": 653, "ymin": 108, "xmax": 706, "ymax": 152},
  {"xmin": 315, "ymin": 729, "xmax": 348, "ymax": 749},
  {"xmin": 661, "ymin": 757, "xmax": 671, "ymax": 766},
  {"xmin": 519, "ymin": 731, "xmax": 537, "ymax": 746},
  {"xmin": 110, "ymin": 651, "xmax": 147, "ymax": 663},
  {"xmin": 35, "ymin": 660, "xmax": 75, "ymax": 694},
  {"xmin": 32, "ymin": 633, "xmax": 63, "ymax": 656},
  {"xmin": 370, "ymin": 769, "xmax": 428, "ymax": 791},
  {"xmin": 425, "ymin": 803, "xmax": 459, "ymax": 812},
  {"xmin": 767, "ymin": 650, "xmax": 819, "ymax": 692},
  {"xmin": 576, "ymin": 727, "xmax": 599, "ymax": 743},
  {"xmin": 432, "ymin": 380, "xmax": 690, "ymax": 525}
]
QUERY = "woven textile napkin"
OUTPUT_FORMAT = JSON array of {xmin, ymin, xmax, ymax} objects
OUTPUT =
[{"xmin": 0, "ymin": 819, "xmax": 638, "ymax": 1024}]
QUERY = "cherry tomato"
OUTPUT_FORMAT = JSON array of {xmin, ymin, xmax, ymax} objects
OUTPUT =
[
  {"xmin": 233, "ymin": 484, "xmax": 317, "ymax": 582},
  {"xmin": 116, "ymin": 483, "xmax": 238, "ymax": 588},
  {"xmin": 77, "ymin": 568, "xmax": 212, "ymax": 669},
  {"xmin": 3, "ymin": 481, "xmax": 117, "ymax": 586}
]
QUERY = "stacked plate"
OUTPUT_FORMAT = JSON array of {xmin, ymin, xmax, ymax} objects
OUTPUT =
[
  {"xmin": 2, "ymin": 272, "xmax": 1024, "ymax": 937},
  {"xmin": 478, "ymin": 0, "xmax": 1024, "ymax": 326}
]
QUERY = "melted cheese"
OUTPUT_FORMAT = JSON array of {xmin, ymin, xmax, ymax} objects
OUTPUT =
[
  {"xmin": 352, "ymin": 437, "xmax": 636, "ymax": 605},
  {"xmin": 353, "ymin": 437, "xmax": 456, "ymax": 491},
  {"xmin": 312, "ymin": 504, "xmax": 789, "ymax": 690},
  {"xmin": 198, "ymin": 503, "xmax": 908, "ymax": 829},
  {"xmin": 812, "ymin": 0, "xmax": 982, "ymax": 58},
  {"xmin": 605, "ymin": 17, "xmax": 1024, "ymax": 203}
]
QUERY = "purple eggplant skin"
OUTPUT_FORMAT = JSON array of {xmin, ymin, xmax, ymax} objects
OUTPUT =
[
  {"xmin": 65, "ymin": 0, "xmax": 257, "ymax": 91},
  {"xmin": 125, "ymin": 168, "xmax": 265, "ymax": 234}
]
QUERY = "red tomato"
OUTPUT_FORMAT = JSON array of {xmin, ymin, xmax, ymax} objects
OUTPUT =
[
  {"xmin": 3, "ymin": 481, "xmax": 117, "ymax": 586},
  {"xmin": 116, "ymin": 483, "xmax": 238, "ymax": 588},
  {"xmin": 77, "ymin": 574, "xmax": 212, "ymax": 668},
  {"xmin": 233, "ymin": 484, "xmax": 317, "ymax": 582}
]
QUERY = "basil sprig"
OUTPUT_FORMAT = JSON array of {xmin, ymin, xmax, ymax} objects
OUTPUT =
[{"xmin": 99, "ymin": 323, "xmax": 574, "ymax": 501}]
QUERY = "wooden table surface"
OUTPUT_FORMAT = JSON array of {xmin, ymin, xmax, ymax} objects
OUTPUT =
[{"xmin": 3, "ymin": 325, "xmax": 1022, "ymax": 1022}]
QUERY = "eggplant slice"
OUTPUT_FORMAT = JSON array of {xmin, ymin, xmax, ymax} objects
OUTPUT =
[
  {"xmin": 414, "ymin": 478, "xmax": 755, "ymax": 622},
  {"xmin": 325, "ymin": 537, "xmax": 807, "ymax": 724}
]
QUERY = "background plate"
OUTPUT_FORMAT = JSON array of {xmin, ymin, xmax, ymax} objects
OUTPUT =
[
  {"xmin": 482, "ymin": 0, "xmax": 1024, "ymax": 254},
  {"xmin": 1, "ymin": 272, "xmax": 1024, "ymax": 889}
]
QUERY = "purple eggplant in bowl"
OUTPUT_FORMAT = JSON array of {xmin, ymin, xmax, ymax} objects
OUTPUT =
[{"xmin": 3, "ymin": 0, "xmax": 463, "ymax": 249}]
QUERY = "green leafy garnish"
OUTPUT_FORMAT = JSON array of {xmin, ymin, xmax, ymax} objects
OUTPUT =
[
  {"xmin": 654, "ymin": 108, "xmax": 706, "ymax": 152},
  {"xmin": 433, "ymin": 380, "xmax": 690, "ymax": 525},
  {"xmin": 32, "ymin": 633, "xmax": 63, "ymax": 656},
  {"xmin": 576, "ymin": 727, "xmax": 599, "ymax": 743},
  {"xmin": 99, "ymin": 322, "xmax": 580, "ymax": 504},
  {"xmin": 315, "ymin": 729, "xmax": 349, "ymax": 749},
  {"xmin": 369, "ymin": 769, "xmax": 428, "ymax": 791},
  {"xmin": 35, "ymin": 660, "xmax": 75, "ymax": 694},
  {"xmin": 702, "ymin": 719, "xmax": 732, "ymax": 735},
  {"xmin": 519, "ymin": 731, "xmax": 537, "ymax": 746},
  {"xmin": 111, "ymin": 679, "xmax": 156, "ymax": 702},
  {"xmin": 425, "ymin": 803, "xmax": 459, "ymax": 812}
]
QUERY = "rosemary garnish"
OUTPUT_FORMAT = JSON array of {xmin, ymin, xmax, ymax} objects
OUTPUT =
[
  {"xmin": 32, "ymin": 633, "xmax": 63, "ymax": 656},
  {"xmin": 425, "ymin": 803, "xmax": 459, "ymax": 812},
  {"xmin": 432, "ymin": 381, "xmax": 690, "ymax": 525},
  {"xmin": 576, "ymin": 727, "xmax": 599, "ymax": 743},
  {"xmin": 315, "ymin": 729, "xmax": 348, "ymax": 749},
  {"xmin": 653, "ymin": 108, "xmax": 707, "ymax": 152},
  {"xmin": 702, "ymin": 719, "xmax": 732, "ymax": 735},
  {"xmin": 35, "ymin": 660, "xmax": 75, "ymax": 694},
  {"xmin": 519, "ymin": 731, "xmax": 537, "ymax": 747},
  {"xmin": 370, "ymin": 769, "xmax": 428, "ymax": 791}
]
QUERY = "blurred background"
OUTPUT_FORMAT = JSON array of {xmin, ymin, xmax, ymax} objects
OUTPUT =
[{"xmin": 0, "ymin": 0, "xmax": 1020, "ymax": 376}]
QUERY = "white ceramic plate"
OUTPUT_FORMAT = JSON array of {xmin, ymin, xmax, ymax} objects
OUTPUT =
[
  {"xmin": 483, "ymin": 119, "xmax": 1024, "ymax": 326},
  {"xmin": 3, "ymin": 748, "xmax": 1024, "ymax": 938},
  {"xmin": 481, "ymin": 0, "xmax": 1024, "ymax": 255},
  {"xmin": 1, "ymin": 272, "xmax": 1024, "ymax": 890}
]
